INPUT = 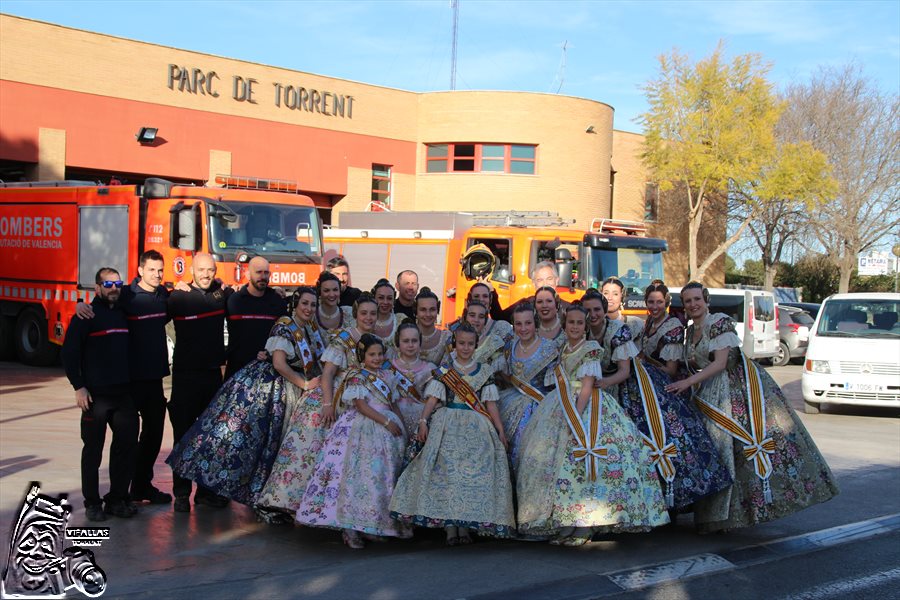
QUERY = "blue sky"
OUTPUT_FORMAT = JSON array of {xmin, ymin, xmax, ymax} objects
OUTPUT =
[{"xmin": 3, "ymin": 0, "xmax": 898, "ymax": 134}]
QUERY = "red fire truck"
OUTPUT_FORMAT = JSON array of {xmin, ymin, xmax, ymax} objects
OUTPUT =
[{"xmin": 0, "ymin": 176, "xmax": 324, "ymax": 365}]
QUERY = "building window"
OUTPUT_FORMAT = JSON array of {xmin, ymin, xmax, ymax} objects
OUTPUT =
[
  {"xmin": 425, "ymin": 143, "xmax": 536, "ymax": 174},
  {"xmin": 644, "ymin": 182, "xmax": 659, "ymax": 222},
  {"xmin": 372, "ymin": 164, "xmax": 391, "ymax": 209}
]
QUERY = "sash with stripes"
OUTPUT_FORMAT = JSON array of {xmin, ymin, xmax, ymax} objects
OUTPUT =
[
  {"xmin": 502, "ymin": 341, "xmax": 554, "ymax": 403},
  {"xmin": 632, "ymin": 358, "xmax": 677, "ymax": 507},
  {"xmin": 433, "ymin": 366, "xmax": 492, "ymax": 420},
  {"xmin": 384, "ymin": 360, "xmax": 422, "ymax": 402},
  {"xmin": 553, "ymin": 364, "xmax": 606, "ymax": 482},
  {"xmin": 306, "ymin": 320, "xmax": 327, "ymax": 358},
  {"xmin": 284, "ymin": 317, "xmax": 317, "ymax": 372},
  {"xmin": 330, "ymin": 330, "xmax": 360, "ymax": 408},
  {"xmin": 694, "ymin": 353, "xmax": 776, "ymax": 503},
  {"xmin": 349, "ymin": 368, "xmax": 393, "ymax": 405}
]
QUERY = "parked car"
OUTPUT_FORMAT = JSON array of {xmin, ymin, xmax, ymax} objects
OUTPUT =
[
  {"xmin": 801, "ymin": 292, "xmax": 900, "ymax": 414},
  {"xmin": 669, "ymin": 287, "xmax": 779, "ymax": 361},
  {"xmin": 773, "ymin": 305, "xmax": 815, "ymax": 367},
  {"xmin": 779, "ymin": 301, "xmax": 821, "ymax": 321}
]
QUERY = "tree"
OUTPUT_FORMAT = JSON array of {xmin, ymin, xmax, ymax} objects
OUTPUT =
[
  {"xmin": 639, "ymin": 44, "xmax": 834, "ymax": 284},
  {"xmin": 780, "ymin": 253, "xmax": 838, "ymax": 303},
  {"xmin": 780, "ymin": 64, "xmax": 900, "ymax": 292}
]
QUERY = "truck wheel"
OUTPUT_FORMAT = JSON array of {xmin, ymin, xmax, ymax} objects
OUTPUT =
[
  {"xmin": 0, "ymin": 316, "xmax": 15, "ymax": 361},
  {"xmin": 803, "ymin": 399, "xmax": 821, "ymax": 415},
  {"xmin": 15, "ymin": 308, "xmax": 59, "ymax": 366},
  {"xmin": 772, "ymin": 341, "xmax": 791, "ymax": 367}
]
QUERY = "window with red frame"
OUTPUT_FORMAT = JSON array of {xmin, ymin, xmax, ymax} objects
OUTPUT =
[
  {"xmin": 425, "ymin": 143, "xmax": 536, "ymax": 174},
  {"xmin": 372, "ymin": 164, "xmax": 391, "ymax": 209}
]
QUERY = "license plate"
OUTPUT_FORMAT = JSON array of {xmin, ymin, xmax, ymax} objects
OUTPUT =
[{"xmin": 846, "ymin": 382, "xmax": 886, "ymax": 393}]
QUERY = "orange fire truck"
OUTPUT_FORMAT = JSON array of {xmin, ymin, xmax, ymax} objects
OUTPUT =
[
  {"xmin": 324, "ymin": 212, "xmax": 667, "ymax": 325},
  {"xmin": 0, "ymin": 176, "xmax": 323, "ymax": 365}
]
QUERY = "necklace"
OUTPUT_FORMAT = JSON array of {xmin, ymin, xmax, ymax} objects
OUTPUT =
[
  {"xmin": 518, "ymin": 336, "xmax": 540, "ymax": 354},
  {"xmin": 538, "ymin": 317, "xmax": 560, "ymax": 333},
  {"xmin": 319, "ymin": 305, "xmax": 340, "ymax": 320},
  {"xmin": 453, "ymin": 357, "xmax": 475, "ymax": 372},
  {"xmin": 421, "ymin": 327, "xmax": 440, "ymax": 345},
  {"xmin": 376, "ymin": 314, "xmax": 394, "ymax": 328},
  {"xmin": 395, "ymin": 356, "xmax": 419, "ymax": 370}
]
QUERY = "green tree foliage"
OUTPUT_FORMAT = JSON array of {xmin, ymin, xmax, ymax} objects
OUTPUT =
[{"xmin": 640, "ymin": 43, "xmax": 835, "ymax": 284}]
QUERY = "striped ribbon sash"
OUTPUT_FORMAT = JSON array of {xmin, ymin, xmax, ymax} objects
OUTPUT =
[
  {"xmin": 633, "ymin": 358, "xmax": 678, "ymax": 508},
  {"xmin": 694, "ymin": 353, "xmax": 775, "ymax": 503},
  {"xmin": 553, "ymin": 364, "xmax": 606, "ymax": 482},
  {"xmin": 357, "ymin": 369, "xmax": 393, "ymax": 405},
  {"xmin": 434, "ymin": 366, "xmax": 492, "ymax": 420},
  {"xmin": 306, "ymin": 320, "xmax": 327, "ymax": 357},
  {"xmin": 508, "ymin": 374, "xmax": 544, "ymax": 403}
]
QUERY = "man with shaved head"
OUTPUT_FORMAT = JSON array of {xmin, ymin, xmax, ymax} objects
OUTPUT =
[
  {"xmin": 166, "ymin": 252, "xmax": 233, "ymax": 512},
  {"xmin": 224, "ymin": 255, "xmax": 287, "ymax": 379}
]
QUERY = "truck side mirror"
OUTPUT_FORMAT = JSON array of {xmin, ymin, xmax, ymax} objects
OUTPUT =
[
  {"xmin": 169, "ymin": 201, "xmax": 202, "ymax": 251},
  {"xmin": 555, "ymin": 247, "xmax": 574, "ymax": 289}
]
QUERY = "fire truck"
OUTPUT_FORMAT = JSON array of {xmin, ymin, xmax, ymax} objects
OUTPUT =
[
  {"xmin": 0, "ymin": 176, "xmax": 324, "ymax": 365},
  {"xmin": 324, "ymin": 212, "xmax": 667, "ymax": 324}
]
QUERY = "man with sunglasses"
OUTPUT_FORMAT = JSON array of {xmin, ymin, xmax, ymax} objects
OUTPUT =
[{"xmin": 62, "ymin": 267, "xmax": 139, "ymax": 522}]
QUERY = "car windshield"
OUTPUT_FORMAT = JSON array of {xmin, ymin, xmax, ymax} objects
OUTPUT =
[
  {"xmin": 816, "ymin": 299, "xmax": 900, "ymax": 338},
  {"xmin": 792, "ymin": 311, "xmax": 815, "ymax": 326},
  {"xmin": 208, "ymin": 200, "xmax": 322, "ymax": 260},
  {"xmin": 586, "ymin": 248, "xmax": 665, "ymax": 296}
]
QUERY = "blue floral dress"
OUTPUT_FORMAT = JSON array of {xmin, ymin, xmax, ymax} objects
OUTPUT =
[
  {"xmin": 167, "ymin": 316, "xmax": 324, "ymax": 505},
  {"xmin": 389, "ymin": 359, "xmax": 516, "ymax": 537},
  {"xmin": 516, "ymin": 340, "xmax": 669, "ymax": 537},
  {"xmin": 686, "ymin": 313, "xmax": 839, "ymax": 532},
  {"xmin": 617, "ymin": 315, "xmax": 732, "ymax": 510}
]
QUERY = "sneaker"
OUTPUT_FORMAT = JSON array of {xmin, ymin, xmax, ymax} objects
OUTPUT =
[
  {"xmin": 195, "ymin": 494, "xmax": 229, "ymax": 509},
  {"xmin": 173, "ymin": 496, "xmax": 191, "ymax": 513},
  {"xmin": 132, "ymin": 485, "xmax": 172, "ymax": 504},
  {"xmin": 104, "ymin": 500, "xmax": 136, "ymax": 519},
  {"xmin": 85, "ymin": 505, "xmax": 107, "ymax": 522}
]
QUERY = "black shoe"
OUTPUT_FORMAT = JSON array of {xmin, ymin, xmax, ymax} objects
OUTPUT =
[
  {"xmin": 85, "ymin": 505, "xmax": 107, "ymax": 522},
  {"xmin": 132, "ymin": 485, "xmax": 172, "ymax": 504},
  {"xmin": 195, "ymin": 494, "xmax": 229, "ymax": 509},
  {"xmin": 173, "ymin": 496, "xmax": 191, "ymax": 513},
  {"xmin": 104, "ymin": 500, "xmax": 136, "ymax": 519}
]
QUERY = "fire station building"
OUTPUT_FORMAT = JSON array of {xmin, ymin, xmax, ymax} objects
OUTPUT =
[{"xmin": 0, "ymin": 14, "xmax": 709, "ymax": 282}]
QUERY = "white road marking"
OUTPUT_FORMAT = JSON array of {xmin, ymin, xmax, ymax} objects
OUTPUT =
[{"xmin": 777, "ymin": 567, "xmax": 900, "ymax": 600}]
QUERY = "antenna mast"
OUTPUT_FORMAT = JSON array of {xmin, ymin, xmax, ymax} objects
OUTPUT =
[
  {"xmin": 550, "ymin": 40, "xmax": 568, "ymax": 94},
  {"xmin": 450, "ymin": 0, "xmax": 459, "ymax": 90}
]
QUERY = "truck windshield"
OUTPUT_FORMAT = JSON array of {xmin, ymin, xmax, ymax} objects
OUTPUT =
[
  {"xmin": 208, "ymin": 200, "xmax": 322, "ymax": 261},
  {"xmin": 586, "ymin": 247, "xmax": 665, "ymax": 297},
  {"xmin": 816, "ymin": 298, "xmax": 900, "ymax": 338}
]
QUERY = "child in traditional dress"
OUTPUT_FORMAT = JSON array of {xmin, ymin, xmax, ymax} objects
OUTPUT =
[
  {"xmin": 516, "ymin": 304, "xmax": 669, "ymax": 545},
  {"xmin": 388, "ymin": 321, "xmax": 437, "ymax": 436},
  {"xmin": 465, "ymin": 300, "xmax": 507, "ymax": 368},
  {"xmin": 296, "ymin": 334, "xmax": 410, "ymax": 548},
  {"xmin": 416, "ymin": 287, "xmax": 452, "ymax": 365},
  {"xmin": 390, "ymin": 323, "xmax": 516, "ymax": 545}
]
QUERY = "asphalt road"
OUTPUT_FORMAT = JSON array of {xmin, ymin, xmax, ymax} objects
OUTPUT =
[{"xmin": 1, "ymin": 362, "xmax": 898, "ymax": 599}]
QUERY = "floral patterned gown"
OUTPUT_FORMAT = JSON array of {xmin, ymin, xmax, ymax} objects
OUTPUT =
[
  {"xmin": 617, "ymin": 315, "xmax": 732, "ymax": 510},
  {"xmin": 295, "ymin": 368, "xmax": 411, "ymax": 538},
  {"xmin": 590, "ymin": 317, "xmax": 639, "ymax": 402},
  {"xmin": 388, "ymin": 357, "xmax": 437, "ymax": 437},
  {"xmin": 473, "ymin": 323, "xmax": 511, "ymax": 369},
  {"xmin": 494, "ymin": 337, "xmax": 559, "ymax": 468},
  {"xmin": 515, "ymin": 340, "xmax": 669, "ymax": 537},
  {"xmin": 389, "ymin": 360, "xmax": 516, "ymax": 537},
  {"xmin": 167, "ymin": 316, "xmax": 324, "ymax": 505},
  {"xmin": 686, "ymin": 313, "xmax": 839, "ymax": 533},
  {"xmin": 255, "ymin": 328, "xmax": 360, "ymax": 513}
]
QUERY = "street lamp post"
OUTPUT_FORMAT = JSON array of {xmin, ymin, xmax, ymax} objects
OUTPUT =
[{"xmin": 892, "ymin": 244, "xmax": 900, "ymax": 293}]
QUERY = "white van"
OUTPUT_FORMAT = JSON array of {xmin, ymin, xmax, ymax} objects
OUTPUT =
[
  {"xmin": 669, "ymin": 287, "xmax": 779, "ymax": 361},
  {"xmin": 801, "ymin": 292, "xmax": 900, "ymax": 414}
]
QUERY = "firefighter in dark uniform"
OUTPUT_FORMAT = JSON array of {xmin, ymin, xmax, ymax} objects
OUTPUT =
[
  {"xmin": 167, "ymin": 253, "xmax": 232, "ymax": 512},
  {"xmin": 224, "ymin": 256, "xmax": 287, "ymax": 380},
  {"xmin": 62, "ymin": 267, "xmax": 138, "ymax": 522}
]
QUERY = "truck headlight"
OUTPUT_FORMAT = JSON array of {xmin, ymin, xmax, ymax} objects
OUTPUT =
[{"xmin": 805, "ymin": 359, "xmax": 831, "ymax": 374}]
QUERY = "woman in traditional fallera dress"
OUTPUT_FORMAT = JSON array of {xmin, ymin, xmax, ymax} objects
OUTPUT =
[
  {"xmin": 254, "ymin": 292, "xmax": 380, "ymax": 517},
  {"xmin": 315, "ymin": 271, "xmax": 355, "ymax": 345},
  {"xmin": 602, "ymin": 276, "xmax": 644, "ymax": 338},
  {"xmin": 371, "ymin": 279, "xmax": 401, "ymax": 357},
  {"xmin": 584, "ymin": 289, "xmax": 638, "ymax": 403},
  {"xmin": 535, "ymin": 286, "xmax": 565, "ymax": 347},
  {"xmin": 388, "ymin": 321, "xmax": 437, "ymax": 437},
  {"xmin": 465, "ymin": 300, "xmax": 508, "ymax": 368},
  {"xmin": 296, "ymin": 334, "xmax": 411, "ymax": 548},
  {"xmin": 390, "ymin": 323, "xmax": 516, "ymax": 545},
  {"xmin": 494, "ymin": 302, "xmax": 559, "ymax": 467},
  {"xmin": 465, "ymin": 282, "xmax": 514, "ymax": 342},
  {"xmin": 167, "ymin": 287, "xmax": 325, "ymax": 508},
  {"xmin": 416, "ymin": 287, "xmax": 452, "ymax": 366},
  {"xmin": 516, "ymin": 304, "xmax": 669, "ymax": 546},
  {"xmin": 612, "ymin": 283, "xmax": 732, "ymax": 512},
  {"xmin": 665, "ymin": 282, "xmax": 838, "ymax": 533}
]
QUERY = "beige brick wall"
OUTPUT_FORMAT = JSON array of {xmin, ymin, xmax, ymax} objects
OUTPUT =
[
  {"xmin": 37, "ymin": 128, "xmax": 66, "ymax": 181},
  {"xmin": 611, "ymin": 130, "xmax": 647, "ymax": 222},
  {"xmin": 208, "ymin": 150, "xmax": 232, "ymax": 183}
]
